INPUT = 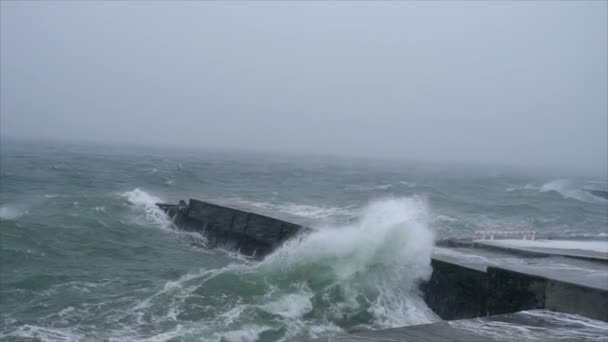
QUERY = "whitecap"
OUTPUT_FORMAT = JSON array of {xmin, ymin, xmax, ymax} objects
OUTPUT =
[
  {"xmin": 539, "ymin": 179, "xmax": 603, "ymax": 203},
  {"xmin": 0, "ymin": 204, "xmax": 27, "ymax": 220},
  {"xmin": 212, "ymin": 325, "xmax": 271, "ymax": 342},
  {"xmin": 229, "ymin": 198, "xmax": 355, "ymax": 219},
  {"xmin": 120, "ymin": 188, "xmax": 173, "ymax": 230},
  {"xmin": 0, "ymin": 325, "xmax": 84, "ymax": 342},
  {"xmin": 260, "ymin": 290, "xmax": 313, "ymax": 319}
]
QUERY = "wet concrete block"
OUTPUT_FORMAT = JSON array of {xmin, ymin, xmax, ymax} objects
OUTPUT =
[
  {"xmin": 279, "ymin": 222, "xmax": 302, "ymax": 242},
  {"xmin": 230, "ymin": 211, "xmax": 250, "ymax": 234},
  {"xmin": 421, "ymin": 258, "xmax": 489, "ymax": 320},
  {"xmin": 545, "ymin": 281, "xmax": 608, "ymax": 322},
  {"xmin": 245, "ymin": 214, "xmax": 284, "ymax": 245},
  {"xmin": 156, "ymin": 199, "xmax": 308, "ymax": 257},
  {"xmin": 487, "ymin": 267, "xmax": 546, "ymax": 315}
]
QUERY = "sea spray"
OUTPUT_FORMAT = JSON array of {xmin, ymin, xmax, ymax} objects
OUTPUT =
[
  {"xmin": 121, "ymin": 188, "xmax": 174, "ymax": 230},
  {"xmin": 261, "ymin": 197, "xmax": 435, "ymax": 290},
  {"xmin": 261, "ymin": 197, "xmax": 437, "ymax": 329},
  {"xmin": 126, "ymin": 197, "xmax": 438, "ymax": 341}
]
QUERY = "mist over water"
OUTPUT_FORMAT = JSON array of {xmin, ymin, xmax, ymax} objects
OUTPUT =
[
  {"xmin": 1, "ymin": 1, "xmax": 606, "ymax": 340},
  {"xmin": 1, "ymin": 141, "xmax": 607, "ymax": 341}
]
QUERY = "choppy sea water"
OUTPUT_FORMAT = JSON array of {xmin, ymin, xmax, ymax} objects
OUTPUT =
[{"xmin": 1, "ymin": 140, "xmax": 607, "ymax": 341}]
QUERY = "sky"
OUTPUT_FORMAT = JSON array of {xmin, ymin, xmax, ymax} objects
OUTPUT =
[{"xmin": 1, "ymin": 1, "xmax": 607, "ymax": 173}]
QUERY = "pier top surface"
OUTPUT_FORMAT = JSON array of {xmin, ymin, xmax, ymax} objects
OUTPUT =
[
  {"xmin": 474, "ymin": 239, "xmax": 608, "ymax": 261},
  {"xmin": 310, "ymin": 310, "xmax": 608, "ymax": 342},
  {"xmin": 433, "ymin": 241, "xmax": 608, "ymax": 291}
]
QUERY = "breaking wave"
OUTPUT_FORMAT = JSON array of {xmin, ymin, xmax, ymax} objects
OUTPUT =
[
  {"xmin": 507, "ymin": 180, "xmax": 606, "ymax": 203},
  {"xmin": 539, "ymin": 180, "xmax": 604, "ymax": 203},
  {"xmin": 120, "ymin": 188, "xmax": 174, "ymax": 230},
  {"xmin": 121, "ymin": 197, "xmax": 438, "ymax": 341},
  {"xmin": 346, "ymin": 184, "xmax": 394, "ymax": 191}
]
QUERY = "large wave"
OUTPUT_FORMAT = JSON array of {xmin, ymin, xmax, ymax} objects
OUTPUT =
[
  {"xmin": 539, "ymin": 180, "xmax": 606, "ymax": 203},
  {"xmin": 507, "ymin": 179, "xmax": 606, "ymax": 203},
  {"xmin": 120, "ymin": 196, "xmax": 438, "ymax": 341},
  {"xmin": 121, "ymin": 188, "xmax": 174, "ymax": 230}
]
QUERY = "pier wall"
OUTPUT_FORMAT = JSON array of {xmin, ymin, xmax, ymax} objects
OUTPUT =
[
  {"xmin": 422, "ymin": 259, "xmax": 607, "ymax": 321},
  {"xmin": 157, "ymin": 199, "xmax": 307, "ymax": 257}
]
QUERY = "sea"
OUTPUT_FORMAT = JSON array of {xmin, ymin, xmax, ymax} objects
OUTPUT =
[{"xmin": 1, "ymin": 139, "xmax": 607, "ymax": 341}]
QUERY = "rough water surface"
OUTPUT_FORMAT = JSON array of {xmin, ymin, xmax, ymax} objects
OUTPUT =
[{"xmin": 1, "ymin": 140, "xmax": 607, "ymax": 341}]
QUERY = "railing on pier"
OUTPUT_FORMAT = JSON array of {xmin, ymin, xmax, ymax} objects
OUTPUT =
[{"xmin": 474, "ymin": 230, "xmax": 537, "ymax": 241}]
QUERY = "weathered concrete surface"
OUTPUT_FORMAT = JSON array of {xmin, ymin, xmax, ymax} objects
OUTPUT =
[{"xmin": 157, "ymin": 199, "xmax": 310, "ymax": 257}]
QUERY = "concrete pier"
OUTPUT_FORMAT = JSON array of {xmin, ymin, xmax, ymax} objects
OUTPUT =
[
  {"xmin": 157, "ymin": 199, "xmax": 608, "ymax": 341},
  {"xmin": 474, "ymin": 239, "xmax": 608, "ymax": 261},
  {"xmin": 426, "ymin": 242, "xmax": 607, "ymax": 321},
  {"xmin": 157, "ymin": 199, "xmax": 310, "ymax": 257}
]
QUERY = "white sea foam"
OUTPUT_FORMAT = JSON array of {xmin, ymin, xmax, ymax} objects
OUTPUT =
[
  {"xmin": 276, "ymin": 203, "xmax": 355, "ymax": 219},
  {"xmin": 507, "ymin": 179, "xmax": 608, "ymax": 204},
  {"xmin": 432, "ymin": 214, "xmax": 458, "ymax": 223},
  {"xmin": 103, "ymin": 197, "xmax": 437, "ymax": 340},
  {"xmin": 231, "ymin": 199, "xmax": 355, "ymax": 219},
  {"xmin": 0, "ymin": 204, "xmax": 27, "ymax": 220},
  {"xmin": 260, "ymin": 290, "xmax": 314, "ymax": 319},
  {"xmin": 212, "ymin": 325, "xmax": 271, "ymax": 342},
  {"xmin": 261, "ymin": 197, "xmax": 437, "ymax": 327},
  {"xmin": 347, "ymin": 184, "xmax": 394, "ymax": 191},
  {"xmin": 121, "ymin": 189, "xmax": 173, "ymax": 230},
  {"xmin": 0, "ymin": 325, "xmax": 84, "ymax": 342}
]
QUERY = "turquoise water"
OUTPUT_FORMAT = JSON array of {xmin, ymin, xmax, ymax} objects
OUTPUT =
[{"xmin": 1, "ymin": 140, "xmax": 606, "ymax": 341}]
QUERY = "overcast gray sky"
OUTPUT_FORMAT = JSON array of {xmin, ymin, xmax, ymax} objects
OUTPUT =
[{"xmin": 1, "ymin": 1, "xmax": 606, "ymax": 172}]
